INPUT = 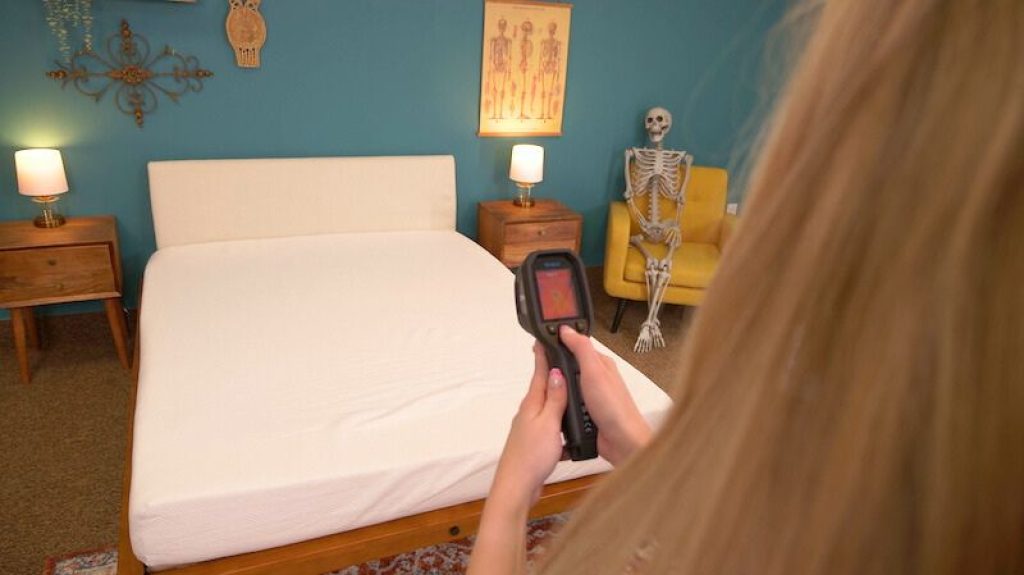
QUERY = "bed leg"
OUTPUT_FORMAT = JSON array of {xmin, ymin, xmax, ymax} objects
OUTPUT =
[{"xmin": 117, "ymin": 547, "xmax": 145, "ymax": 575}]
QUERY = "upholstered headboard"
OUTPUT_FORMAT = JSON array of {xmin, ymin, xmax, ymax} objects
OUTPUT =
[{"xmin": 148, "ymin": 155, "xmax": 457, "ymax": 249}]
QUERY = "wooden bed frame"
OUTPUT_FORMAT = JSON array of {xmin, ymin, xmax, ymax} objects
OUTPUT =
[{"xmin": 118, "ymin": 156, "xmax": 603, "ymax": 574}]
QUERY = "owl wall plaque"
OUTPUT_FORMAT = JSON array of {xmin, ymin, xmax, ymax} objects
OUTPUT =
[{"xmin": 226, "ymin": 0, "xmax": 266, "ymax": 68}]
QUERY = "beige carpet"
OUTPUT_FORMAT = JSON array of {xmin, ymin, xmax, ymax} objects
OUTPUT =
[
  {"xmin": 0, "ymin": 268, "xmax": 691, "ymax": 575},
  {"xmin": 0, "ymin": 312, "xmax": 132, "ymax": 575}
]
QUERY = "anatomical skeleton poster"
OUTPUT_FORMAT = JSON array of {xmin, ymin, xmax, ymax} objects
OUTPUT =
[{"xmin": 478, "ymin": 0, "xmax": 572, "ymax": 137}]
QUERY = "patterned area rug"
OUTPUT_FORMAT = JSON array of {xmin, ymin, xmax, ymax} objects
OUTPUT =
[
  {"xmin": 44, "ymin": 515, "xmax": 568, "ymax": 575},
  {"xmin": 44, "ymin": 546, "xmax": 117, "ymax": 575}
]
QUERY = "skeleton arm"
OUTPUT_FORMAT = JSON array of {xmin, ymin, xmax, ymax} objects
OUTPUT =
[
  {"xmin": 665, "ymin": 153, "xmax": 694, "ymax": 247},
  {"xmin": 678, "ymin": 153, "xmax": 694, "ymax": 202},
  {"xmin": 623, "ymin": 149, "xmax": 636, "ymax": 199},
  {"xmin": 624, "ymin": 149, "xmax": 646, "ymax": 224}
]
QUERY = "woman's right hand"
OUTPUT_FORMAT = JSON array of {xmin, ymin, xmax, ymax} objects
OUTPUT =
[{"xmin": 558, "ymin": 325, "xmax": 652, "ymax": 466}]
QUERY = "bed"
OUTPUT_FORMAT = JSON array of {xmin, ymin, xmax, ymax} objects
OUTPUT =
[{"xmin": 118, "ymin": 155, "xmax": 673, "ymax": 574}]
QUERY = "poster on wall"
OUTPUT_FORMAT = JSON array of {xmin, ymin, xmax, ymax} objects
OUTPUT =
[{"xmin": 478, "ymin": 0, "xmax": 572, "ymax": 137}]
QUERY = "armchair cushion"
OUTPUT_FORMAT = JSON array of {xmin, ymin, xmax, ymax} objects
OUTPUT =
[{"xmin": 623, "ymin": 241, "xmax": 720, "ymax": 290}]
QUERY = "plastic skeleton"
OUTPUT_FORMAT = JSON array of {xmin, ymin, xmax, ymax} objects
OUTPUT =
[{"xmin": 624, "ymin": 107, "xmax": 694, "ymax": 352}]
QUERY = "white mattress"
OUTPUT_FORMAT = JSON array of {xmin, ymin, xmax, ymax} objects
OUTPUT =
[{"xmin": 130, "ymin": 230, "xmax": 673, "ymax": 569}]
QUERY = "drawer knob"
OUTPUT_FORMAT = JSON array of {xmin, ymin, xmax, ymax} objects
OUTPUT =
[
  {"xmin": 47, "ymin": 259, "xmax": 57, "ymax": 266},
  {"xmin": 538, "ymin": 229, "xmax": 546, "ymax": 237}
]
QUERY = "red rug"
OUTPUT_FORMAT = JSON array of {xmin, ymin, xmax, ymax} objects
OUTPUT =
[{"xmin": 44, "ymin": 515, "xmax": 568, "ymax": 575}]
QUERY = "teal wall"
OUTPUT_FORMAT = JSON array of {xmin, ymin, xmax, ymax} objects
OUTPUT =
[{"xmin": 0, "ymin": 0, "xmax": 783, "ymax": 315}]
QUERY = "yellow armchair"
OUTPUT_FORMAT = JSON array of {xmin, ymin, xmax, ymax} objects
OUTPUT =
[{"xmin": 603, "ymin": 166, "xmax": 736, "ymax": 332}]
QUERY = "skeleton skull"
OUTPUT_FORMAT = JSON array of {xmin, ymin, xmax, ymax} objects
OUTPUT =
[{"xmin": 644, "ymin": 107, "xmax": 673, "ymax": 145}]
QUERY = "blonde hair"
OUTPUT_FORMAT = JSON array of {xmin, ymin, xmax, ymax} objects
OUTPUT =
[{"xmin": 543, "ymin": 0, "xmax": 1024, "ymax": 573}]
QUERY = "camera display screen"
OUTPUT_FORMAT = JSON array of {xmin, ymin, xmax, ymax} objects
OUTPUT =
[{"xmin": 535, "ymin": 268, "xmax": 580, "ymax": 320}]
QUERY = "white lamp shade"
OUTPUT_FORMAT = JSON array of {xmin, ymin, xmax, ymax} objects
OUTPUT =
[
  {"xmin": 15, "ymin": 149, "xmax": 69, "ymax": 197},
  {"xmin": 509, "ymin": 144, "xmax": 544, "ymax": 184}
]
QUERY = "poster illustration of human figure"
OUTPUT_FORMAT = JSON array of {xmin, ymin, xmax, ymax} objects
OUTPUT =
[{"xmin": 479, "ymin": 0, "xmax": 571, "ymax": 136}]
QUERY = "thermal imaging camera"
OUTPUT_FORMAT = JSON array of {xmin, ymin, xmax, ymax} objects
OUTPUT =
[{"xmin": 515, "ymin": 249, "xmax": 598, "ymax": 461}]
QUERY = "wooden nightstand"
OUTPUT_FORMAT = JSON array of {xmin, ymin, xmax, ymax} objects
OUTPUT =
[
  {"xmin": 0, "ymin": 216, "xmax": 130, "ymax": 384},
  {"xmin": 478, "ymin": 199, "xmax": 583, "ymax": 267}
]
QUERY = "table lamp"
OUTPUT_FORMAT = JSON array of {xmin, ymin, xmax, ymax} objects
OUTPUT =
[
  {"xmin": 15, "ymin": 148, "xmax": 69, "ymax": 228},
  {"xmin": 509, "ymin": 144, "xmax": 543, "ymax": 207}
]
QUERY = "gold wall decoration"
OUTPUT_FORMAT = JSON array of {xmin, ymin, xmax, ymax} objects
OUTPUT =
[
  {"xmin": 42, "ymin": 0, "xmax": 94, "ymax": 64},
  {"xmin": 226, "ymin": 0, "xmax": 267, "ymax": 68},
  {"xmin": 479, "ymin": 0, "xmax": 572, "ymax": 137},
  {"xmin": 46, "ymin": 20, "xmax": 213, "ymax": 128}
]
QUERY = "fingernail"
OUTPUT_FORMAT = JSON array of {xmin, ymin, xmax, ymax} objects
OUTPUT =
[{"xmin": 548, "ymin": 368, "xmax": 564, "ymax": 387}]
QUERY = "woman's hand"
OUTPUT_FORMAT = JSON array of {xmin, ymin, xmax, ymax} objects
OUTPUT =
[
  {"xmin": 490, "ymin": 342, "xmax": 569, "ymax": 508},
  {"xmin": 468, "ymin": 343, "xmax": 567, "ymax": 575},
  {"xmin": 558, "ymin": 325, "xmax": 652, "ymax": 466}
]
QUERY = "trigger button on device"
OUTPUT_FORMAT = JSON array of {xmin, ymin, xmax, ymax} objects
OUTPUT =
[
  {"xmin": 575, "ymin": 320, "xmax": 587, "ymax": 332},
  {"xmin": 546, "ymin": 324, "xmax": 558, "ymax": 335}
]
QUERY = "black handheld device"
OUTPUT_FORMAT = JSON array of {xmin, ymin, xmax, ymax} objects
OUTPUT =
[{"xmin": 514, "ymin": 249, "xmax": 598, "ymax": 461}]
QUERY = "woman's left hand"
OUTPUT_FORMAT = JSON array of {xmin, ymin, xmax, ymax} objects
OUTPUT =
[
  {"xmin": 491, "ymin": 341, "xmax": 569, "ymax": 508},
  {"xmin": 468, "ymin": 343, "xmax": 568, "ymax": 575}
]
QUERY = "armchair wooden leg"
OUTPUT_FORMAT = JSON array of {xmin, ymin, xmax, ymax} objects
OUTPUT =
[{"xmin": 610, "ymin": 299, "xmax": 628, "ymax": 333}]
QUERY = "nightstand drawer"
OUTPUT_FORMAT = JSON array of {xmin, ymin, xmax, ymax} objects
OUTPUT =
[
  {"xmin": 0, "ymin": 245, "xmax": 117, "ymax": 305},
  {"xmin": 505, "ymin": 220, "xmax": 579, "ymax": 244},
  {"xmin": 503, "ymin": 239, "xmax": 579, "ymax": 266},
  {"xmin": 478, "ymin": 199, "xmax": 582, "ymax": 268}
]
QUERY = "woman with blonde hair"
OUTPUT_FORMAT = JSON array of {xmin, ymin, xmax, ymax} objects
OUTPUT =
[{"xmin": 470, "ymin": 0, "xmax": 1023, "ymax": 572}]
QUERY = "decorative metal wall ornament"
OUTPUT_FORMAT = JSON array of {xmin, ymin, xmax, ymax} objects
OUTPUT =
[
  {"xmin": 42, "ymin": 0, "xmax": 94, "ymax": 64},
  {"xmin": 46, "ymin": 20, "xmax": 214, "ymax": 128}
]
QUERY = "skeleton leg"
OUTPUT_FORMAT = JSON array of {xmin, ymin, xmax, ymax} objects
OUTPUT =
[
  {"xmin": 630, "ymin": 235, "xmax": 660, "ymax": 305},
  {"xmin": 635, "ymin": 270, "xmax": 660, "ymax": 352},
  {"xmin": 633, "ymin": 241, "xmax": 677, "ymax": 352},
  {"xmin": 646, "ymin": 242, "xmax": 679, "ymax": 348},
  {"xmin": 630, "ymin": 236, "xmax": 660, "ymax": 353}
]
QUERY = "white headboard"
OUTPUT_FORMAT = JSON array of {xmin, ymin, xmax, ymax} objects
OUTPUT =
[{"xmin": 148, "ymin": 155, "xmax": 457, "ymax": 249}]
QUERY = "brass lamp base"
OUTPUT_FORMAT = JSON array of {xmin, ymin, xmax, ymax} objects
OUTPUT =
[
  {"xmin": 34, "ymin": 213, "xmax": 66, "ymax": 228},
  {"xmin": 31, "ymin": 196, "xmax": 67, "ymax": 228},
  {"xmin": 513, "ymin": 183, "xmax": 535, "ymax": 207}
]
